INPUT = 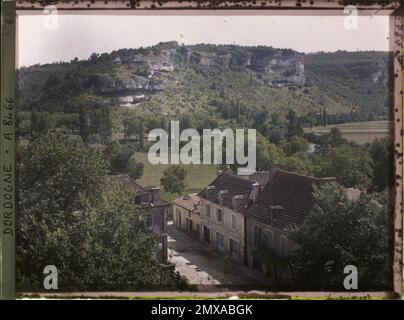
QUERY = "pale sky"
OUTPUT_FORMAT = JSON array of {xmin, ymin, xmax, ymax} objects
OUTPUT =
[{"xmin": 16, "ymin": 13, "xmax": 390, "ymax": 67}]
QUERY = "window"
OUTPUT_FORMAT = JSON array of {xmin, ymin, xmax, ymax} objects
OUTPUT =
[
  {"xmin": 281, "ymin": 235, "xmax": 288, "ymax": 257},
  {"xmin": 203, "ymin": 225, "xmax": 211, "ymax": 243},
  {"xmin": 229, "ymin": 238, "xmax": 239, "ymax": 260},
  {"xmin": 216, "ymin": 208, "xmax": 223, "ymax": 223},
  {"xmin": 254, "ymin": 226, "xmax": 261, "ymax": 246},
  {"xmin": 216, "ymin": 232, "xmax": 225, "ymax": 252},
  {"xmin": 268, "ymin": 229, "xmax": 274, "ymax": 248},
  {"xmin": 231, "ymin": 215, "xmax": 237, "ymax": 229},
  {"xmin": 205, "ymin": 204, "xmax": 211, "ymax": 217},
  {"xmin": 146, "ymin": 214, "xmax": 153, "ymax": 228},
  {"xmin": 176, "ymin": 209, "xmax": 181, "ymax": 227}
]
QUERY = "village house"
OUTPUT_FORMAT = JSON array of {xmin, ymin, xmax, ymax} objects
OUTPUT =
[
  {"xmin": 172, "ymin": 194, "xmax": 201, "ymax": 239},
  {"xmin": 109, "ymin": 175, "xmax": 171, "ymax": 263},
  {"xmin": 197, "ymin": 172, "xmax": 261, "ymax": 264},
  {"xmin": 245, "ymin": 167, "xmax": 335, "ymax": 284}
]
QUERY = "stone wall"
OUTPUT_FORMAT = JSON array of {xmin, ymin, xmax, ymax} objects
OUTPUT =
[
  {"xmin": 245, "ymin": 217, "xmax": 298, "ymax": 278},
  {"xmin": 199, "ymin": 199, "xmax": 245, "ymax": 263},
  {"xmin": 173, "ymin": 204, "xmax": 201, "ymax": 239}
]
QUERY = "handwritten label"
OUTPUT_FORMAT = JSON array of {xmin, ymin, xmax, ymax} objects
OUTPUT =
[{"xmin": 2, "ymin": 97, "xmax": 14, "ymax": 236}]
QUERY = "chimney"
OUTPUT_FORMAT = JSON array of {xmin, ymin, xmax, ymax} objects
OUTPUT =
[
  {"xmin": 250, "ymin": 182, "xmax": 260, "ymax": 203},
  {"xmin": 270, "ymin": 166, "xmax": 281, "ymax": 179},
  {"xmin": 269, "ymin": 205, "xmax": 284, "ymax": 222},
  {"xmin": 150, "ymin": 187, "xmax": 160, "ymax": 204},
  {"xmin": 217, "ymin": 190, "xmax": 228, "ymax": 205},
  {"xmin": 205, "ymin": 185, "xmax": 215, "ymax": 198},
  {"xmin": 232, "ymin": 195, "xmax": 244, "ymax": 210}
]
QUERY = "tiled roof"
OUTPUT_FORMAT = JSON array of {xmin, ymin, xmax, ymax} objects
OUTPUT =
[
  {"xmin": 108, "ymin": 174, "xmax": 170, "ymax": 207},
  {"xmin": 108, "ymin": 174, "xmax": 148, "ymax": 194},
  {"xmin": 172, "ymin": 194, "xmax": 200, "ymax": 213},
  {"xmin": 344, "ymin": 188, "xmax": 361, "ymax": 201},
  {"xmin": 246, "ymin": 168, "xmax": 335, "ymax": 230},
  {"xmin": 150, "ymin": 198, "xmax": 171, "ymax": 207},
  {"xmin": 248, "ymin": 171, "xmax": 271, "ymax": 189},
  {"xmin": 197, "ymin": 173, "xmax": 256, "ymax": 214}
]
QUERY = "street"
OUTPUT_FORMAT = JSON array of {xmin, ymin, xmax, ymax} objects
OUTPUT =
[{"xmin": 167, "ymin": 222, "xmax": 272, "ymax": 291}]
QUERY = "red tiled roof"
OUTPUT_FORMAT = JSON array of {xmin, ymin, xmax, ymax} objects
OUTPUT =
[
  {"xmin": 344, "ymin": 188, "xmax": 361, "ymax": 201},
  {"xmin": 172, "ymin": 194, "xmax": 200, "ymax": 213},
  {"xmin": 108, "ymin": 174, "xmax": 148, "ymax": 194},
  {"xmin": 246, "ymin": 168, "xmax": 335, "ymax": 230},
  {"xmin": 197, "ymin": 173, "xmax": 256, "ymax": 214}
]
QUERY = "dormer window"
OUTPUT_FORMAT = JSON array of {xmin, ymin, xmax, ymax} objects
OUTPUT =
[
  {"xmin": 217, "ymin": 190, "xmax": 228, "ymax": 205},
  {"xmin": 140, "ymin": 194, "xmax": 150, "ymax": 205},
  {"xmin": 232, "ymin": 195, "xmax": 244, "ymax": 210},
  {"xmin": 269, "ymin": 205, "xmax": 284, "ymax": 222},
  {"xmin": 250, "ymin": 182, "xmax": 260, "ymax": 203},
  {"xmin": 205, "ymin": 185, "xmax": 215, "ymax": 198}
]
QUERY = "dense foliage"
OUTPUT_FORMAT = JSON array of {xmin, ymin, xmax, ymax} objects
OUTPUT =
[
  {"xmin": 160, "ymin": 165, "xmax": 188, "ymax": 196},
  {"xmin": 289, "ymin": 182, "xmax": 393, "ymax": 290},
  {"xmin": 17, "ymin": 133, "xmax": 180, "ymax": 291}
]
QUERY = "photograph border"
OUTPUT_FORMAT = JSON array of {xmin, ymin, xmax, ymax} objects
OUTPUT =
[{"xmin": 1, "ymin": 0, "xmax": 402, "ymax": 299}]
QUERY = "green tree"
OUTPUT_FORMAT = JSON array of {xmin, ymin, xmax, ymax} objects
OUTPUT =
[
  {"xmin": 139, "ymin": 121, "xmax": 145, "ymax": 151},
  {"xmin": 322, "ymin": 127, "xmax": 346, "ymax": 149},
  {"xmin": 289, "ymin": 182, "xmax": 392, "ymax": 290},
  {"xmin": 16, "ymin": 133, "xmax": 166, "ymax": 291},
  {"xmin": 318, "ymin": 145, "xmax": 374, "ymax": 189},
  {"xmin": 78, "ymin": 182, "xmax": 162, "ymax": 290},
  {"xmin": 282, "ymin": 153, "xmax": 315, "ymax": 176},
  {"xmin": 286, "ymin": 109, "xmax": 303, "ymax": 139},
  {"xmin": 78, "ymin": 105, "xmax": 91, "ymax": 143},
  {"xmin": 322, "ymin": 107, "xmax": 327, "ymax": 127},
  {"xmin": 30, "ymin": 110, "xmax": 39, "ymax": 134},
  {"xmin": 160, "ymin": 165, "xmax": 187, "ymax": 196},
  {"xmin": 255, "ymin": 132, "xmax": 285, "ymax": 171},
  {"xmin": 99, "ymin": 106, "xmax": 112, "ymax": 142},
  {"xmin": 38, "ymin": 112, "xmax": 49, "ymax": 134},
  {"xmin": 128, "ymin": 157, "xmax": 144, "ymax": 180},
  {"xmin": 104, "ymin": 141, "xmax": 136, "ymax": 174},
  {"xmin": 369, "ymin": 137, "xmax": 394, "ymax": 192},
  {"xmin": 267, "ymin": 127, "xmax": 286, "ymax": 144},
  {"xmin": 280, "ymin": 135, "xmax": 307, "ymax": 156}
]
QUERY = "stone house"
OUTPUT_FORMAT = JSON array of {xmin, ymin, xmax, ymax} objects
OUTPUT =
[
  {"xmin": 172, "ymin": 194, "xmax": 201, "ymax": 239},
  {"xmin": 245, "ymin": 167, "xmax": 335, "ymax": 283},
  {"xmin": 109, "ymin": 175, "xmax": 171, "ymax": 263},
  {"xmin": 197, "ymin": 172, "xmax": 261, "ymax": 264}
]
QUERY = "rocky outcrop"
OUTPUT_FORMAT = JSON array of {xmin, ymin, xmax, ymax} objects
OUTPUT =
[{"xmin": 95, "ymin": 75, "xmax": 149, "ymax": 94}]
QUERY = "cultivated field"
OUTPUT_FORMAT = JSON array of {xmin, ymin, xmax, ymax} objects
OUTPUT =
[
  {"xmin": 134, "ymin": 152, "xmax": 219, "ymax": 201},
  {"xmin": 304, "ymin": 120, "xmax": 392, "ymax": 144}
]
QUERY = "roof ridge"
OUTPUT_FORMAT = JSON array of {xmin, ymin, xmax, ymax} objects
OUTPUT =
[
  {"xmin": 123, "ymin": 175, "xmax": 148, "ymax": 192},
  {"xmin": 219, "ymin": 172, "xmax": 257, "ymax": 184},
  {"xmin": 274, "ymin": 168, "xmax": 335, "ymax": 182}
]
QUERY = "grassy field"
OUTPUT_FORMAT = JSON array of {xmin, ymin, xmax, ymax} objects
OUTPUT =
[
  {"xmin": 134, "ymin": 152, "xmax": 219, "ymax": 201},
  {"xmin": 304, "ymin": 120, "xmax": 392, "ymax": 144}
]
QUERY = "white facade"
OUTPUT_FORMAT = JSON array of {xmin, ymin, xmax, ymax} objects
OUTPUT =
[{"xmin": 199, "ymin": 198, "xmax": 245, "ymax": 263}]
